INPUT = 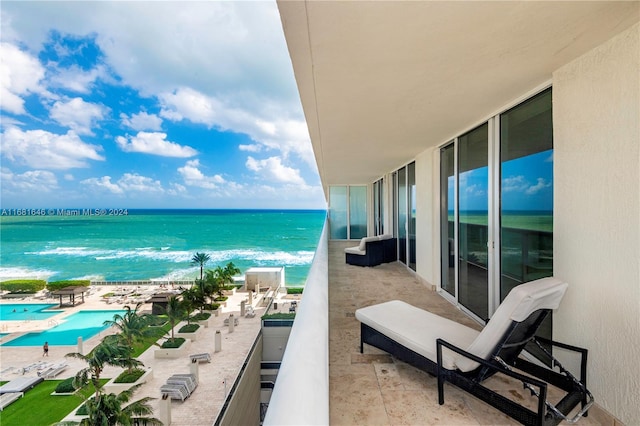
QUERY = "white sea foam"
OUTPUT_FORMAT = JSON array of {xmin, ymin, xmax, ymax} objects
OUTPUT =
[
  {"xmin": 27, "ymin": 246, "xmax": 314, "ymax": 266},
  {"xmin": 0, "ymin": 266, "xmax": 57, "ymax": 280}
]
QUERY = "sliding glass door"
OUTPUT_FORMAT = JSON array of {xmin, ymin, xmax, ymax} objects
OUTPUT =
[
  {"xmin": 329, "ymin": 185, "xmax": 367, "ymax": 240},
  {"xmin": 440, "ymin": 88, "xmax": 553, "ymax": 323},
  {"xmin": 458, "ymin": 124, "xmax": 489, "ymax": 320},
  {"xmin": 440, "ymin": 144, "xmax": 456, "ymax": 297},
  {"xmin": 394, "ymin": 163, "xmax": 416, "ymax": 270}
]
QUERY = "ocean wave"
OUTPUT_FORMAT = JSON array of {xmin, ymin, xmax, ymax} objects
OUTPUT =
[
  {"xmin": 25, "ymin": 246, "xmax": 315, "ymax": 265},
  {"xmin": 0, "ymin": 266, "xmax": 58, "ymax": 280}
]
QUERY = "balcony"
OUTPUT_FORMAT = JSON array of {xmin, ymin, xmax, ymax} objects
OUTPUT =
[{"xmin": 264, "ymin": 235, "xmax": 604, "ymax": 425}]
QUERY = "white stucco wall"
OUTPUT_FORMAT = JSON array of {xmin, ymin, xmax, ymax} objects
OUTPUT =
[
  {"xmin": 415, "ymin": 148, "xmax": 436, "ymax": 286},
  {"xmin": 553, "ymin": 23, "xmax": 640, "ymax": 425}
]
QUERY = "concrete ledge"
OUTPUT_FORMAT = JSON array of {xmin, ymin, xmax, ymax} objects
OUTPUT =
[
  {"xmin": 176, "ymin": 325, "xmax": 204, "ymax": 341},
  {"xmin": 103, "ymin": 368, "xmax": 153, "ymax": 395},
  {"xmin": 154, "ymin": 339, "xmax": 191, "ymax": 359}
]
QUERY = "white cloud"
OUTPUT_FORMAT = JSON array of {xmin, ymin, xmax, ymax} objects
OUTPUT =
[
  {"xmin": 80, "ymin": 173, "xmax": 163, "ymax": 194},
  {"xmin": 525, "ymin": 178, "xmax": 552, "ymax": 195},
  {"xmin": 178, "ymin": 159, "xmax": 226, "ymax": 189},
  {"xmin": 116, "ymin": 131, "xmax": 197, "ymax": 157},
  {"xmin": 120, "ymin": 111, "xmax": 163, "ymax": 131},
  {"xmin": 118, "ymin": 173, "xmax": 163, "ymax": 193},
  {"xmin": 49, "ymin": 97, "xmax": 108, "ymax": 135},
  {"xmin": 502, "ymin": 175, "xmax": 528, "ymax": 193},
  {"xmin": 80, "ymin": 176, "xmax": 122, "ymax": 194},
  {"xmin": 1, "ymin": 168, "xmax": 58, "ymax": 191},
  {"xmin": 160, "ymin": 87, "xmax": 315, "ymax": 166},
  {"xmin": 1, "ymin": 126, "xmax": 104, "ymax": 169},
  {"xmin": 239, "ymin": 144, "xmax": 262, "ymax": 153},
  {"xmin": 49, "ymin": 64, "xmax": 107, "ymax": 94},
  {"xmin": 0, "ymin": 42, "xmax": 46, "ymax": 114},
  {"xmin": 503, "ymin": 175, "xmax": 552, "ymax": 195},
  {"xmin": 246, "ymin": 156, "xmax": 305, "ymax": 185}
]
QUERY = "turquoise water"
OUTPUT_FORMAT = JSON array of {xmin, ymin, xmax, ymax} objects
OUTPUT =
[
  {"xmin": 0, "ymin": 209, "xmax": 326, "ymax": 285},
  {"xmin": 0, "ymin": 303, "xmax": 59, "ymax": 321},
  {"xmin": 1, "ymin": 310, "xmax": 126, "ymax": 346}
]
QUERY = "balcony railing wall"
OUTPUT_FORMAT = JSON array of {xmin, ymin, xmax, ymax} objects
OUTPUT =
[{"xmin": 263, "ymin": 218, "xmax": 329, "ymax": 425}]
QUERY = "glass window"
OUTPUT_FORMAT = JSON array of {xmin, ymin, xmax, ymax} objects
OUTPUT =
[
  {"xmin": 407, "ymin": 162, "xmax": 416, "ymax": 271},
  {"xmin": 500, "ymin": 88, "xmax": 553, "ymax": 299},
  {"xmin": 397, "ymin": 166, "xmax": 407, "ymax": 264},
  {"xmin": 349, "ymin": 186, "xmax": 367, "ymax": 239},
  {"xmin": 440, "ymin": 143, "xmax": 455, "ymax": 297},
  {"xmin": 458, "ymin": 123, "xmax": 489, "ymax": 320},
  {"xmin": 329, "ymin": 186, "xmax": 348, "ymax": 239}
]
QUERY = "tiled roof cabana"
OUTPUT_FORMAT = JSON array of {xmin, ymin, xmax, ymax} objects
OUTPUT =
[{"xmin": 51, "ymin": 286, "xmax": 88, "ymax": 308}]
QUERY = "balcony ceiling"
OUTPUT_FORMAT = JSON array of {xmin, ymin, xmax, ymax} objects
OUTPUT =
[{"xmin": 278, "ymin": 1, "xmax": 639, "ymax": 190}]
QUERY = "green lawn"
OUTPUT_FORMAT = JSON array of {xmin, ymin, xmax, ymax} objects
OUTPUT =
[
  {"xmin": 0, "ymin": 319, "xmax": 172, "ymax": 425},
  {"xmin": 0, "ymin": 379, "xmax": 107, "ymax": 426}
]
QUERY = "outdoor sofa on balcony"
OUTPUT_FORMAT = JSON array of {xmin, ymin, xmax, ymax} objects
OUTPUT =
[
  {"xmin": 344, "ymin": 234, "xmax": 397, "ymax": 267},
  {"xmin": 355, "ymin": 277, "xmax": 593, "ymax": 426}
]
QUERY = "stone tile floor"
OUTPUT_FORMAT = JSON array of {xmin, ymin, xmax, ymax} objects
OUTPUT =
[{"xmin": 328, "ymin": 240, "xmax": 608, "ymax": 425}]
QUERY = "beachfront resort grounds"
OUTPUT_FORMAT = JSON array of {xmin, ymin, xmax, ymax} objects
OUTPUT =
[{"xmin": 0, "ymin": 284, "xmax": 300, "ymax": 424}]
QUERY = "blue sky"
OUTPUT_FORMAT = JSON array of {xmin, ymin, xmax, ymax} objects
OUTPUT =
[
  {"xmin": 0, "ymin": 2, "xmax": 326, "ymax": 210},
  {"xmin": 450, "ymin": 150, "xmax": 554, "ymax": 212}
]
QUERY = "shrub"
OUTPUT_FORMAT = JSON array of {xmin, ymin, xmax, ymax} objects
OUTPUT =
[
  {"xmin": 190, "ymin": 312, "xmax": 211, "ymax": 321},
  {"xmin": 47, "ymin": 280, "xmax": 90, "ymax": 291},
  {"xmin": 0, "ymin": 280, "xmax": 46, "ymax": 293},
  {"xmin": 214, "ymin": 296, "xmax": 228, "ymax": 302},
  {"xmin": 286, "ymin": 287, "xmax": 304, "ymax": 295},
  {"xmin": 262, "ymin": 312, "xmax": 296, "ymax": 320},
  {"xmin": 178, "ymin": 323, "xmax": 200, "ymax": 333},
  {"xmin": 203, "ymin": 303, "xmax": 220, "ymax": 311},
  {"xmin": 114, "ymin": 368, "xmax": 146, "ymax": 383},
  {"xmin": 55, "ymin": 377, "xmax": 77, "ymax": 393},
  {"xmin": 161, "ymin": 337, "xmax": 185, "ymax": 348},
  {"xmin": 146, "ymin": 315, "xmax": 168, "ymax": 326},
  {"xmin": 76, "ymin": 402, "xmax": 88, "ymax": 415}
]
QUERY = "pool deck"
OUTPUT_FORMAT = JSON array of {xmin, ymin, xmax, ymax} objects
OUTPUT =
[{"xmin": 0, "ymin": 285, "xmax": 295, "ymax": 424}]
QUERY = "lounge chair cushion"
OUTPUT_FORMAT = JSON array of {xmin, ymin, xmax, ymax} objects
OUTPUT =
[
  {"xmin": 356, "ymin": 300, "xmax": 479, "ymax": 370},
  {"xmin": 359, "ymin": 236, "xmax": 379, "ymax": 251},
  {"xmin": 457, "ymin": 277, "xmax": 567, "ymax": 371},
  {"xmin": 344, "ymin": 246, "xmax": 366, "ymax": 255},
  {"xmin": 356, "ymin": 277, "xmax": 568, "ymax": 373}
]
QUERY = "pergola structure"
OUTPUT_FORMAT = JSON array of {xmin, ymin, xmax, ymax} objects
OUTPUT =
[{"xmin": 51, "ymin": 286, "xmax": 88, "ymax": 308}]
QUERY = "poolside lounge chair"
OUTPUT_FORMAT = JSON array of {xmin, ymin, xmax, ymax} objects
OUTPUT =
[
  {"xmin": 0, "ymin": 391, "xmax": 23, "ymax": 411},
  {"xmin": 41, "ymin": 363, "xmax": 68, "ymax": 379},
  {"xmin": 355, "ymin": 277, "xmax": 594, "ymax": 426},
  {"xmin": 168, "ymin": 376, "xmax": 197, "ymax": 394},
  {"xmin": 160, "ymin": 384, "xmax": 189, "ymax": 402},
  {"xmin": 189, "ymin": 353, "xmax": 211, "ymax": 363},
  {"xmin": 0, "ymin": 376, "xmax": 44, "ymax": 395}
]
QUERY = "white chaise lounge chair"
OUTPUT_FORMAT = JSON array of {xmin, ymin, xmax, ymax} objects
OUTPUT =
[
  {"xmin": 355, "ymin": 277, "xmax": 593, "ymax": 426},
  {"xmin": 189, "ymin": 353, "xmax": 211, "ymax": 363},
  {"xmin": 0, "ymin": 392, "xmax": 23, "ymax": 411}
]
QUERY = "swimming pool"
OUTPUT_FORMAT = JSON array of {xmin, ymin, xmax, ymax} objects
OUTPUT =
[
  {"xmin": 1, "ymin": 310, "xmax": 126, "ymax": 347},
  {"xmin": 0, "ymin": 303, "xmax": 59, "ymax": 321}
]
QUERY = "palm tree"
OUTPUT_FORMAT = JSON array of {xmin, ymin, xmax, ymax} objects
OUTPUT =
[
  {"xmin": 208, "ymin": 262, "xmax": 241, "ymax": 299},
  {"xmin": 102, "ymin": 303, "xmax": 164, "ymax": 371},
  {"xmin": 77, "ymin": 383, "xmax": 161, "ymax": 426},
  {"xmin": 222, "ymin": 262, "xmax": 241, "ymax": 282},
  {"xmin": 191, "ymin": 252, "xmax": 211, "ymax": 281},
  {"xmin": 164, "ymin": 295, "xmax": 185, "ymax": 342},
  {"xmin": 66, "ymin": 339, "xmax": 140, "ymax": 396}
]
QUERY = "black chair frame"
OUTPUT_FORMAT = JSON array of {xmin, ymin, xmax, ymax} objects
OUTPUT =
[
  {"xmin": 346, "ymin": 238, "xmax": 397, "ymax": 267},
  {"xmin": 360, "ymin": 308, "xmax": 593, "ymax": 426}
]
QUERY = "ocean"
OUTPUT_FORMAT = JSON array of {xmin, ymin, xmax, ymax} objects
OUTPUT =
[{"xmin": 0, "ymin": 209, "xmax": 326, "ymax": 286}]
